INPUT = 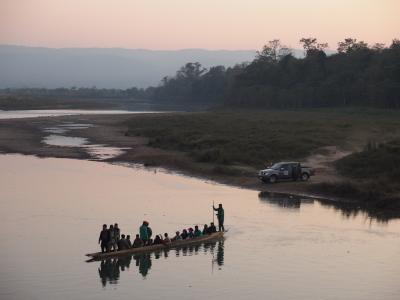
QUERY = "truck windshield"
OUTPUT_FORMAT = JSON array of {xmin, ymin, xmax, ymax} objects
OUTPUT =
[{"xmin": 270, "ymin": 163, "xmax": 283, "ymax": 170}]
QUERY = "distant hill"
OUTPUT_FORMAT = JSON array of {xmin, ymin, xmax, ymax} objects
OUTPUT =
[{"xmin": 0, "ymin": 45, "xmax": 259, "ymax": 89}]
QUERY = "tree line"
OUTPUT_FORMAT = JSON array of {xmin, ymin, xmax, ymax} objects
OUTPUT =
[
  {"xmin": 151, "ymin": 37, "xmax": 400, "ymax": 109},
  {"xmin": 3, "ymin": 37, "xmax": 399, "ymax": 109}
]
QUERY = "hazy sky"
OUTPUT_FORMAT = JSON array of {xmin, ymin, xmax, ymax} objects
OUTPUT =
[{"xmin": 1, "ymin": 0, "xmax": 399, "ymax": 50}]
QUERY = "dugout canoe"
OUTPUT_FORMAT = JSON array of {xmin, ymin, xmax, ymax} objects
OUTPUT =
[{"xmin": 86, "ymin": 231, "xmax": 224, "ymax": 260}]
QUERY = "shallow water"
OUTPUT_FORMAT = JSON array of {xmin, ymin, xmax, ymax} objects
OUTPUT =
[
  {"xmin": 43, "ymin": 134, "xmax": 88, "ymax": 147},
  {"xmin": 85, "ymin": 145, "xmax": 128, "ymax": 160},
  {"xmin": 0, "ymin": 154, "xmax": 399, "ymax": 300},
  {"xmin": 41, "ymin": 123, "xmax": 129, "ymax": 160}
]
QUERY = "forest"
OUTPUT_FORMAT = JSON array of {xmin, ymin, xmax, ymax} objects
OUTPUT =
[
  {"xmin": 150, "ymin": 37, "xmax": 400, "ymax": 109},
  {"xmin": 2, "ymin": 37, "xmax": 399, "ymax": 109}
]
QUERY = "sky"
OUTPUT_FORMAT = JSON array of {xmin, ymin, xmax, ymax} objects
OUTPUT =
[{"xmin": 0, "ymin": 0, "xmax": 399, "ymax": 50}]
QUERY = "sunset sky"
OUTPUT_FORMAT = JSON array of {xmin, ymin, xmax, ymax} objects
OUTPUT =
[{"xmin": 1, "ymin": 0, "xmax": 399, "ymax": 50}]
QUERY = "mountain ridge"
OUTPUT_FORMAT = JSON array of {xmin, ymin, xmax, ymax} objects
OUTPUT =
[{"xmin": 0, "ymin": 45, "xmax": 259, "ymax": 88}]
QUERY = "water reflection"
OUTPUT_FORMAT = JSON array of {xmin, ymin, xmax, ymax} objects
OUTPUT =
[
  {"xmin": 135, "ymin": 253, "xmax": 152, "ymax": 277},
  {"xmin": 258, "ymin": 191, "xmax": 393, "ymax": 222},
  {"xmin": 96, "ymin": 240, "xmax": 224, "ymax": 286},
  {"xmin": 258, "ymin": 191, "xmax": 313, "ymax": 209}
]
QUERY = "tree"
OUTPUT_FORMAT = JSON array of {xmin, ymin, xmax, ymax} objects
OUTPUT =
[
  {"xmin": 371, "ymin": 43, "xmax": 385, "ymax": 52},
  {"xmin": 337, "ymin": 38, "xmax": 368, "ymax": 53},
  {"xmin": 300, "ymin": 37, "xmax": 328, "ymax": 56},
  {"xmin": 176, "ymin": 62, "xmax": 206, "ymax": 80},
  {"xmin": 390, "ymin": 39, "xmax": 400, "ymax": 50},
  {"xmin": 256, "ymin": 39, "xmax": 292, "ymax": 63},
  {"xmin": 136, "ymin": 37, "xmax": 400, "ymax": 109}
]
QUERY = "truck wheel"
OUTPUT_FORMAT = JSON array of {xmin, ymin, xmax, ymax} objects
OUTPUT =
[
  {"xmin": 269, "ymin": 175, "xmax": 277, "ymax": 184},
  {"xmin": 301, "ymin": 173, "xmax": 310, "ymax": 181}
]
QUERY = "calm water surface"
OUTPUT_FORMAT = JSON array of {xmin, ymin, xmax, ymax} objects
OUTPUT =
[
  {"xmin": 0, "ymin": 109, "xmax": 164, "ymax": 119},
  {"xmin": 0, "ymin": 154, "xmax": 399, "ymax": 300}
]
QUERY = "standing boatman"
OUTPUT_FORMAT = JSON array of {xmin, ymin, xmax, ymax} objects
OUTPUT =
[
  {"xmin": 213, "ymin": 203, "xmax": 225, "ymax": 232},
  {"xmin": 139, "ymin": 221, "xmax": 149, "ymax": 245}
]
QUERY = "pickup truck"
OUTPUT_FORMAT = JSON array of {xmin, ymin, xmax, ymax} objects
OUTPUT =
[{"xmin": 258, "ymin": 162, "xmax": 315, "ymax": 183}]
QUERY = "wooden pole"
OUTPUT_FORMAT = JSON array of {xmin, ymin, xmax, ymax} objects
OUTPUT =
[{"xmin": 212, "ymin": 200, "xmax": 215, "ymax": 224}]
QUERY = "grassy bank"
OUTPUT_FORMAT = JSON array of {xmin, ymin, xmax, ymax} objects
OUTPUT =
[
  {"xmin": 122, "ymin": 109, "xmax": 400, "ymax": 211},
  {"xmin": 318, "ymin": 139, "xmax": 400, "ymax": 205},
  {"xmin": 336, "ymin": 140, "xmax": 400, "ymax": 190},
  {"xmin": 125, "ymin": 109, "xmax": 400, "ymax": 167},
  {"xmin": 308, "ymin": 181, "xmax": 400, "ymax": 219}
]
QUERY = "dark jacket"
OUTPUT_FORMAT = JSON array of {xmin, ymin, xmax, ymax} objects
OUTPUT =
[
  {"xmin": 153, "ymin": 236, "xmax": 162, "ymax": 245},
  {"xmin": 133, "ymin": 237, "xmax": 143, "ymax": 248},
  {"xmin": 99, "ymin": 229, "xmax": 110, "ymax": 243},
  {"xmin": 117, "ymin": 238, "xmax": 130, "ymax": 250},
  {"xmin": 213, "ymin": 207, "xmax": 224, "ymax": 222},
  {"xmin": 114, "ymin": 227, "xmax": 121, "ymax": 241},
  {"xmin": 208, "ymin": 225, "xmax": 217, "ymax": 233}
]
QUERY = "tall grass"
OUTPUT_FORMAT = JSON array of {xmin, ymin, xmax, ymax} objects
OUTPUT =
[
  {"xmin": 125, "ymin": 110, "xmax": 400, "ymax": 168},
  {"xmin": 336, "ymin": 139, "xmax": 400, "ymax": 191}
]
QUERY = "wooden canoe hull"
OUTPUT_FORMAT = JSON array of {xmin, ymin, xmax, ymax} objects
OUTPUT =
[{"xmin": 86, "ymin": 231, "xmax": 224, "ymax": 260}]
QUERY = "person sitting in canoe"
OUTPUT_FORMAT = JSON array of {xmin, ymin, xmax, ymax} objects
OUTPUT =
[
  {"xmin": 117, "ymin": 234, "xmax": 130, "ymax": 250},
  {"xmin": 181, "ymin": 229, "xmax": 188, "ymax": 240},
  {"xmin": 126, "ymin": 235, "xmax": 132, "ymax": 248},
  {"xmin": 208, "ymin": 222, "xmax": 217, "ymax": 234},
  {"xmin": 194, "ymin": 225, "xmax": 202, "ymax": 237},
  {"xmin": 202, "ymin": 224, "xmax": 209, "ymax": 235},
  {"xmin": 213, "ymin": 204, "xmax": 225, "ymax": 232},
  {"xmin": 188, "ymin": 228, "xmax": 195, "ymax": 238},
  {"xmin": 133, "ymin": 234, "xmax": 143, "ymax": 248},
  {"xmin": 153, "ymin": 235, "xmax": 162, "ymax": 245},
  {"xmin": 171, "ymin": 231, "xmax": 182, "ymax": 241},
  {"xmin": 163, "ymin": 233, "xmax": 171, "ymax": 244},
  {"xmin": 98, "ymin": 224, "xmax": 109, "ymax": 253}
]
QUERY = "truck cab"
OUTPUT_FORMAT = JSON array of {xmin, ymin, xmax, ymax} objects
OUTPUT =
[{"xmin": 258, "ymin": 162, "xmax": 315, "ymax": 183}]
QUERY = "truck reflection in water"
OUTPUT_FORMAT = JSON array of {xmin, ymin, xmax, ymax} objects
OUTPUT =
[
  {"xmin": 258, "ymin": 191, "xmax": 314, "ymax": 209},
  {"xmin": 97, "ymin": 240, "xmax": 224, "ymax": 286}
]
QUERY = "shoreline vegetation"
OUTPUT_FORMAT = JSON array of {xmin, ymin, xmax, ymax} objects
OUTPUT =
[{"xmin": 1, "ymin": 109, "xmax": 400, "ymax": 219}]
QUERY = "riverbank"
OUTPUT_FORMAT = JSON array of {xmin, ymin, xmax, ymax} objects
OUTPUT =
[{"xmin": 1, "ymin": 109, "xmax": 399, "ymax": 216}]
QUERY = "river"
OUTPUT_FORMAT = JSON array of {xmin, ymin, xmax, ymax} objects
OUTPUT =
[
  {"xmin": 0, "ymin": 153, "xmax": 399, "ymax": 300},
  {"xmin": 0, "ymin": 109, "xmax": 166, "ymax": 119}
]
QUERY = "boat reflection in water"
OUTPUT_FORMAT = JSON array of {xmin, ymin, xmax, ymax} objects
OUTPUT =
[{"xmin": 97, "ymin": 240, "xmax": 224, "ymax": 286}]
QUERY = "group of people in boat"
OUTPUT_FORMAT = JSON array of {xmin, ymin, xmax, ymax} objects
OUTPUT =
[{"xmin": 98, "ymin": 204, "xmax": 225, "ymax": 253}]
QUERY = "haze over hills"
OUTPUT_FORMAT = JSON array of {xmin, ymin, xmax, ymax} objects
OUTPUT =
[{"xmin": 0, "ymin": 45, "xmax": 261, "ymax": 89}]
